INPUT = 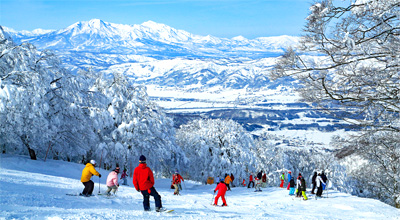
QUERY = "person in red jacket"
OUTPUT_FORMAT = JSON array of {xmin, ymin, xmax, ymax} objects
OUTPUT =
[
  {"xmin": 214, "ymin": 179, "xmax": 228, "ymax": 206},
  {"xmin": 172, "ymin": 170, "xmax": 184, "ymax": 195},
  {"xmin": 133, "ymin": 155, "xmax": 164, "ymax": 212},
  {"xmin": 248, "ymin": 174, "xmax": 255, "ymax": 188}
]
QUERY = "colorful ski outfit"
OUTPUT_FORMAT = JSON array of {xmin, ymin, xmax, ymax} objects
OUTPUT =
[
  {"xmin": 133, "ymin": 155, "xmax": 163, "ymax": 212},
  {"xmin": 248, "ymin": 175, "xmax": 254, "ymax": 188},
  {"xmin": 106, "ymin": 167, "xmax": 120, "ymax": 195},
  {"xmin": 214, "ymin": 181, "xmax": 228, "ymax": 206},
  {"xmin": 300, "ymin": 177, "xmax": 308, "ymax": 200},
  {"xmin": 80, "ymin": 160, "xmax": 101, "ymax": 197},
  {"xmin": 279, "ymin": 173, "xmax": 285, "ymax": 188},
  {"xmin": 225, "ymin": 174, "xmax": 232, "ymax": 191},
  {"xmin": 289, "ymin": 177, "xmax": 295, "ymax": 195},
  {"xmin": 172, "ymin": 172, "xmax": 184, "ymax": 195},
  {"xmin": 287, "ymin": 171, "xmax": 292, "ymax": 190}
]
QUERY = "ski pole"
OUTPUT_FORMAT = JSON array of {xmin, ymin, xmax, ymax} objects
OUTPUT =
[
  {"xmin": 211, "ymin": 192, "xmax": 215, "ymax": 205},
  {"xmin": 98, "ymin": 176, "xmax": 101, "ymax": 194}
]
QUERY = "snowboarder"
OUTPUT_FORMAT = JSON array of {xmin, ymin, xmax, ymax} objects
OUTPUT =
[
  {"xmin": 248, "ymin": 174, "xmax": 255, "ymax": 188},
  {"xmin": 262, "ymin": 173, "xmax": 267, "ymax": 188},
  {"xmin": 172, "ymin": 170, "xmax": 184, "ymax": 195},
  {"xmin": 133, "ymin": 155, "xmax": 164, "ymax": 212},
  {"xmin": 300, "ymin": 177, "xmax": 308, "ymax": 200},
  {"xmin": 279, "ymin": 172, "xmax": 285, "ymax": 188},
  {"xmin": 316, "ymin": 173, "xmax": 325, "ymax": 197},
  {"xmin": 214, "ymin": 179, "xmax": 228, "ymax": 206},
  {"xmin": 106, "ymin": 167, "xmax": 120, "ymax": 195},
  {"xmin": 80, "ymin": 159, "xmax": 101, "ymax": 197},
  {"xmin": 289, "ymin": 177, "xmax": 295, "ymax": 195},
  {"xmin": 311, "ymin": 172, "xmax": 317, "ymax": 194},
  {"xmin": 287, "ymin": 171, "xmax": 292, "ymax": 190},
  {"xmin": 224, "ymin": 174, "xmax": 232, "ymax": 191},
  {"xmin": 120, "ymin": 168, "xmax": 128, "ymax": 185}
]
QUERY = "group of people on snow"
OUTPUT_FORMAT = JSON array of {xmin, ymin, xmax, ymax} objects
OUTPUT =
[{"xmin": 79, "ymin": 157, "xmax": 329, "ymax": 212}]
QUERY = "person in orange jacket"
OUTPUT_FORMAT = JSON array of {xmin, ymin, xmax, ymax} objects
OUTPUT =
[
  {"xmin": 214, "ymin": 179, "xmax": 228, "ymax": 206},
  {"xmin": 80, "ymin": 159, "xmax": 101, "ymax": 197},
  {"xmin": 224, "ymin": 173, "xmax": 232, "ymax": 191}
]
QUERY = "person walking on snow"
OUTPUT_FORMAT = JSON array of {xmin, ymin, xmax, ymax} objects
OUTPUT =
[
  {"xmin": 316, "ymin": 173, "xmax": 325, "ymax": 197},
  {"xmin": 172, "ymin": 170, "xmax": 184, "ymax": 195},
  {"xmin": 248, "ymin": 174, "xmax": 255, "ymax": 188},
  {"xmin": 80, "ymin": 159, "xmax": 101, "ymax": 197},
  {"xmin": 224, "ymin": 174, "xmax": 232, "ymax": 191},
  {"xmin": 133, "ymin": 155, "xmax": 164, "ymax": 212},
  {"xmin": 279, "ymin": 172, "xmax": 285, "ymax": 188},
  {"xmin": 106, "ymin": 167, "xmax": 120, "ymax": 195},
  {"xmin": 300, "ymin": 177, "xmax": 308, "ymax": 200},
  {"xmin": 230, "ymin": 173, "xmax": 235, "ymax": 187},
  {"xmin": 287, "ymin": 171, "xmax": 292, "ymax": 190},
  {"xmin": 296, "ymin": 173, "xmax": 302, "ymax": 197},
  {"xmin": 120, "ymin": 168, "xmax": 128, "ymax": 186},
  {"xmin": 255, "ymin": 171, "xmax": 263, "ymax": 191},
  {"xmin": 311, "ymin": 172, "xmax": 317, "ymax": 194},
  {"xmin": 321, "ymin": 171, "xmax": 328, "ymax": 190},
  {"xmin": 214, "ymin": 179, "xmax": 228, "ymax": 206},
  {"xmin": 289, "ymin": 177, "xmax": 295, "ymax": 195}
]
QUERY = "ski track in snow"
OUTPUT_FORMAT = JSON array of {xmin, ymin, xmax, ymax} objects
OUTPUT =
[{"xmin": 1, "ymin": 155, "xmax": 399, "ymax": 220}]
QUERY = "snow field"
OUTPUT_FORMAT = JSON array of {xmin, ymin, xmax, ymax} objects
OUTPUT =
[{"xmin": 1, "ymin": 154, "xmax": 399, "ymax": 220}]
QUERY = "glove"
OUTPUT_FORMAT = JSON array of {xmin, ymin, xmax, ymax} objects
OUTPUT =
[
  {"xmin": 117, "ymin": 184, "xmax": 119, "ymax": 187},
  {"xmin": 99, "ymin": 174, "xmax": 102, "ymax": 178},
  {"xmin": 137, "ymin": 189, "xmax": 140, "ymax": 192},
  {"xmin": 214, "ymin": 190, "xmax": 216, "ymax": 193}
]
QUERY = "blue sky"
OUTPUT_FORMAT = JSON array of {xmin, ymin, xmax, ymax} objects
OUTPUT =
[{"xmin": 0, "ymin": 0, "xmax": 311, "ymax": 39}]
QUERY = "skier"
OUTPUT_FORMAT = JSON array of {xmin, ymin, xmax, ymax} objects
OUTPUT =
[
  {"xmin": 316, "ymin": 173, "xmax": 325, "ymax": 197},
  {"xmin": 296, "ymin": 173, "xmax": 302, "ymax": 197},
  {"xmin": 242, "ymin": 178, "xmax": 246, "ymax": 187},
  {"xmin": 289, "ymin": 177, "xmax": 295, "ymax": 195},
  {"xmin": 106, "ymin": 167, "xmax": 120, "ymax": 195},
  {"xmin": 279, "ymin": 172, "xmax": 285, "ymax": 188},
  {"xmin": 300, "ymin": 177, "xmax": 308, "ymax": 200},
  {"xmin": 262, "ymin": 173, "xmax": 267, "ymax": 188},
  {"xmin": 255, "ymin": 171, "xmax": 263, "ymax": 192},
  {"xmin": 224, "ymin": 173, "xmax": 232, "ymax": 191},
  {"xmin": 214, "ymin": 179, "xmax": 228, "ymax": 206},
  {"xmin": 80, "ymin": 159, "xmax": 101, "ymax": 197},
  {"xmin": 120, "ymin": 168, "xmax": 128, "ymax": 186},
  {"xmin": 311, "ymin": 172, "xmax": 317, "ymax": 194},
  {"xmin": 248, "ymin": 174, "xmax": 255, "ymax": 188},
  {"xmin": 287, "ymin": 171, "xmax": 292, "ymax": 190},
  {"xmin": 172, "ymin": 170, "xmax": 184, "ymax": 195},
  {"xmin": 321, "ymin": 171, "xmax": 328, "ymax": 190},
  {"xmin": 133, "ymin": 155, "xmax": 164, "ymax": 212}
]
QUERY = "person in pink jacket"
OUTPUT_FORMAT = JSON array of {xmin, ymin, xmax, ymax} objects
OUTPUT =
[{"xmin": 106, "ymin": 167, "xmax": 120, "ymax": 195}]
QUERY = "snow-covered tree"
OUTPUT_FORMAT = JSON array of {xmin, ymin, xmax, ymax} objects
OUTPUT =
[
  {"xmin": 176, "ymin": 118, "xmax": 257, "ymax": 183},
  {"xmin": 270, "ymin": 0, "xmax": 400, "ymax": 207}
]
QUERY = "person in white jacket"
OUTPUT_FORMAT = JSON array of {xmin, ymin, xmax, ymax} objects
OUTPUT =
[
  {"xmin": 106, "ymin": 167, "xmax": 120, "ymax": 195},
  {"xmin": 316, "ymin": 173, "xmax": 325, "ymax": 197}
]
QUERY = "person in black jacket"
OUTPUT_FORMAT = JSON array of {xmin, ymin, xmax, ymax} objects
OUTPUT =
[
  {"xmin": 311, "ymin": 172, "xmax": 317, "ymax": 194},
  {"xmin": 300, "ymin": 177, "xmax": 308, "ymax": 200},
  {"xmin": 289, "ymin": 177, "xmax": 295, "ymax": 195},
  {"xmin": 321, "ymin": 171, "xmax": 328, "ymax": 190}
]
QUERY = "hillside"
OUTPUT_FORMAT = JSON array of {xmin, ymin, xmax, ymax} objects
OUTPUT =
[{"xmin": 1, "ymin": 154, "xmax": 399, "ymax": 220}]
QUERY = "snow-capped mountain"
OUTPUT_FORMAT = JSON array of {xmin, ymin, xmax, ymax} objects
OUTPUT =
[{"xmin": 4, "ymin": 19, "xmax": 300, "ymax": 91}]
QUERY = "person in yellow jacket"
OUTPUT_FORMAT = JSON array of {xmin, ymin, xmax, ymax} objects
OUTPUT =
[
  {"xmin": 80, "ymin": 159, "xmax": 101, "ymax": 197},
  {"xmin": 224, "ymin": 173, "xmax": 232, "ymax": 191}
]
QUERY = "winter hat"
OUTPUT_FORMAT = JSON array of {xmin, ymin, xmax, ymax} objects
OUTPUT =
[
  {"xmin": 90, "ymin": 160, "xmax": 96, "ymax": 165},
  {"xmin": 175, "ymin": 170, "xmax": 179, "ymax": 174},
  {"xmin": 289, "ymin": 171, "xmax": 291, "ymax": 173},
  {"xmin": 115, "ymin": 167, "xmax": 120, "ymax": 173},
  {"xmin": 139, "ymin": 155, "xmax": 146, "ymax": 163}
]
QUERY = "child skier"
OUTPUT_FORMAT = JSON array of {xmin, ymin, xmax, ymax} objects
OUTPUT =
[
  {"xmin": 106, "ymin": 167, "xmax": 120, "ymax": 195},
  {"xmin": 214, "ymin": 179, "xmax": 228, "ymax": 206},
  {"xmin": 120, "ymin": 168, "xmax": 128, "ymax": 185},
  {"xmin": 300, "ymin": 177, "xmax": 308, "ymax": 200}
]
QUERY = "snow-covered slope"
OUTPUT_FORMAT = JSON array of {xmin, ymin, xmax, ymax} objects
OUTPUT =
[{"xmin": 1, "ymin": 154, "xmax": 399, "ymax": 219}]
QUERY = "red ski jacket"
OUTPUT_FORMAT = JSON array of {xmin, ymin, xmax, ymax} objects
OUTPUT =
[
  {"xmin": 214, "ymin": 182, "xmax": 227, "ymax": 195},
  {"xmin": 249, "ymin": 175, "xmax": 253, "ymax": 181},
  {"xmin": 133, "ymin": 163, "xmax": 154, "ymax": 191},
  {"xmin": 172, "ymin": 174, "xmax": 184, "ymax": 184}
]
